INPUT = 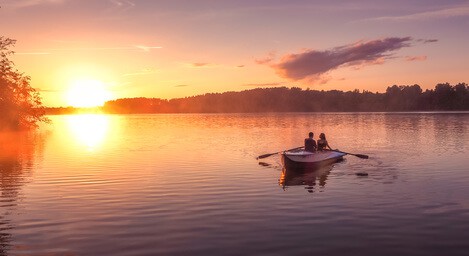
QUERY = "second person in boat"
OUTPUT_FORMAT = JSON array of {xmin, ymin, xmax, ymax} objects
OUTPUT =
[{"xmin": 317, "ymin": 133, "xmax": 333, "ymax": 151}]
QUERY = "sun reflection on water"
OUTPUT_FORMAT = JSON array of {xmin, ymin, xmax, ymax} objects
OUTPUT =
[{"xmin": 65, "ymin": 114, "xmax": 110, "ymax": 151}]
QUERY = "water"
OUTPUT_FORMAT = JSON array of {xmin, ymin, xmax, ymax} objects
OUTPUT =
[{"xmin": 1, "ymin": 113, "xmax": 468, "ymax": 255}]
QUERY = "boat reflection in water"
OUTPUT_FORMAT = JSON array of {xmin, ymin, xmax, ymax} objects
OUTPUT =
[{"xmin": 279, "ymin": 165, "xmax": 335, "ymax": 193}]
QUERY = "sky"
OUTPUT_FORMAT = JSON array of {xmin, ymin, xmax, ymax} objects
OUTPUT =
[{"xmin": 1, "ymin": 0, "xmax": 468, "ymax": 107}]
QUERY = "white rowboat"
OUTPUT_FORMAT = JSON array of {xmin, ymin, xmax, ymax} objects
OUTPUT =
[{"xmin": 281, "ymin": 150, "xmax": 346, "ymax": 170}]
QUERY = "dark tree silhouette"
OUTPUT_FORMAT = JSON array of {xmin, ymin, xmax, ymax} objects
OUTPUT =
[
  {"xmin": 454, "ymin": 83, "xmax": 469, "ymax": 110},
  {"xmin": 102, "ymin": 83, "xmax": 468, "ymax": 114},
  {"xmin": 0, "ymin": 37, "xmax": 47, "ymax": 130}
]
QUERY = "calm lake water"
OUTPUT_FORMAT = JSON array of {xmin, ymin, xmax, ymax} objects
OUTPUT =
[{"xmin": 1, "ymin": 113, "xmax": 468, "ymax": 255}]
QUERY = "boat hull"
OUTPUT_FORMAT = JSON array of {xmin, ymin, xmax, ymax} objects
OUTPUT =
[{"xmin": 281, "ymin": 150, "xmax": 346, "ymax": 171}]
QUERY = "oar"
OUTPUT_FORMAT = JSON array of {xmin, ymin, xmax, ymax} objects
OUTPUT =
[
  {"xmin": 257, "ymin": 146, "xmax": 304, "ymax": 160},
  {"xmin": 334, "ymin": 150, "xmax": 369, "ymax": 159}
]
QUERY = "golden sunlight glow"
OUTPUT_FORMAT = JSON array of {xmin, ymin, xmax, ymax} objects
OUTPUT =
[
  {"xmin": 66, "ymin": 114, "xmax": 110, "ymax": 151},
  {"xmin": 66, "ymin": 79, "xmax": 112, "ymax": 107}
]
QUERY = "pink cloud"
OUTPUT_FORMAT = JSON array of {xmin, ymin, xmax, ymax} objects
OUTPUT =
[
  {"xmin": 418, "ymin": 39, "xmax": 438, "ymax": 44},
  {"xmin": 268, "ymin": 37, "xmax": 412, "ymax": 81},
  {"xmin": 255, "ymin": 51, "xmax": 276, "ymax": 65},
  {"xmin": 192, "ymin": 62, "xmax": 210, "ymax": 67},
  {"xmin": 405, "ymin": 55, "xmax": 427, "ymax": 62}
]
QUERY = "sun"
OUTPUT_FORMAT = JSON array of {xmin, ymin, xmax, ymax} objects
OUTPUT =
[{"xmin": 66, "ymin": 79, "xmax": 112, "ymax": 107}]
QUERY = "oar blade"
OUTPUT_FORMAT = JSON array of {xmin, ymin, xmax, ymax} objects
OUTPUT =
[
  {"xmin": 257, "ymin": 153, "xmax": 275, "ymax": 160},
  {"xmin": 354, "ymin": 154, "xmax": 369, "ymax": 159}
]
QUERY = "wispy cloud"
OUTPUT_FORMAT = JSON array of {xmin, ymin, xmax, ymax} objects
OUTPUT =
[
  {"xmin": 135, "ymin": 45, "xmax": 162, "ymax": 52},
  {"xmin": 100, "ymin": 0, "xmax": 136, "ymax": 16},
  {"xmin": 16, "ymin": 45, "xmax": 162, "ymax": 55},
  {"xmin": 192, "ymin": 62, "xmax": 210, "ymax": 67},
  {"xmin": 123, "ymin": 68, "xmax": 156, "ymax": 77},
  {"xmin": 242, "ymin": 82, "xmax": 283, "ymax": 87},
  {"xmin": 405, "ymin": 55, "xmax": 427, "ymax": 62},
  {"xmin": 3, "ymin": 0, "xmax": 66, "ymax": 9},
  {"xmin": 366, "ymin": 5, "xmax": 469, "ymax": 22},
  {"xmin": 109, "ymin": 0, "xmax": 135, "ymax": 8},
  {"xmin": 174, "ymin": 84, "xmax": 189, "ymax": 87},
  {"xmin": 15, "ymin": 52, "xmax": 51, "ymax": 55},
  {"xmin": 264, "ymin": 37, "xmax": 413, "ymax": 81},
  {"xmin": 255, "ymin": 51, "xmax": 276, "ymax": 65},
  {"xmin": 186, "ymin": 62, "xmax": 217, "ymax": 68},
  {"xmin": 52, "ymin": 45, "xmax": 162, "ymax": 51},
  {"xmin": 417, "ymin": 39, "xmax": 438, "ymax": 44},
  {"xmin": 181, "ymin": 62, "xmax": 242, "ymax": 69}
]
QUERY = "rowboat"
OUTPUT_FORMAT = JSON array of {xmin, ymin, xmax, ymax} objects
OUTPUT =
[{"xmin": 281, "ymin": 150, "xmax": 346, "ymax": 170}]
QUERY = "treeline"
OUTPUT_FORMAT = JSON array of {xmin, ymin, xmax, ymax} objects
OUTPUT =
[{"xmin": 103, "ymin": 83, "xmax": 469, "ymax": 113}]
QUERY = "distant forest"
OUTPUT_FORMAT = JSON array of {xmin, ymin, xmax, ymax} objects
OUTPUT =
[
  {"xmin": 100, "ymin": 83, "xmax": 468, "ymax": 113},
  {"xmin": 45, "ymin": 83, "xmax": 469, "ymax": 114}
]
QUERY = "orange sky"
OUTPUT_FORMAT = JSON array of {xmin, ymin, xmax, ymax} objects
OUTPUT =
[{"xmin": 1, "ymin": 0, "xmax": 468, "ymax": 107}]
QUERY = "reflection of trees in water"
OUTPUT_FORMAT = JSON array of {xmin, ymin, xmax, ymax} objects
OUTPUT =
[
  {"xmin": 0, "ymin": 131, "xmax": 46, "ymax": 255},
  {"xmin": 432, "ymin": 114, "xmax": 468, "ymax": 153},
  {"xmin": 382, "ymin": 113, "xmax": 468, "ymax": 155},
  {"xmin": 279, "ymin": 165, "xmax": 333, "ymax": 193}
]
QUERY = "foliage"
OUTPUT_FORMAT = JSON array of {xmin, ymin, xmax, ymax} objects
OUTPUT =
[
  {"xmin": 103, "ymin": 83, "xmax": 469, "ymax": 113},
  {"xmin": 0, "ymin": 37, "xmax": 48, "ymax": 130}
]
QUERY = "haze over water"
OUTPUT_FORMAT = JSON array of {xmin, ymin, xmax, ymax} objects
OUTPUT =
[{"xmin": 1, "ymin": 112, "xmax": 468, "ymax": 255}]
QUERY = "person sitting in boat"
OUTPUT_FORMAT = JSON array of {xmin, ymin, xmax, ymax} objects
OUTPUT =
[
  {"xmin": 317, "ymin": 133, "xmax": 332, "ymax": 151},
  {"xmin": 304, "ymin": 132, "xmax": 317, "ymax": 152}
]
